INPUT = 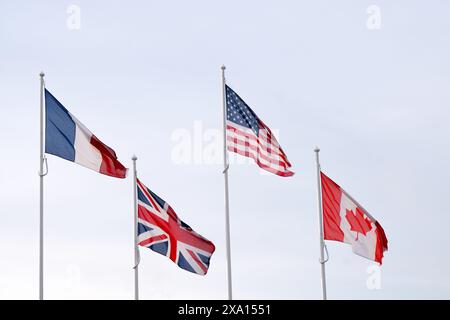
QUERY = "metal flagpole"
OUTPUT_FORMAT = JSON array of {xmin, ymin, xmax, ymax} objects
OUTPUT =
[
  {"xmin": 221, "ymin": 65, "xmax": 233, "ymax": 300},
  {"xmin": 314, "ymin": 147, "xmax": 328, "ymax": 300},
  {"xmin": 132, "ymin": 155, "xmax": 139, "ymax": 300},
  {"xmin": 39, "ymin": 71, "xmax": 45, "ymax": 300}
]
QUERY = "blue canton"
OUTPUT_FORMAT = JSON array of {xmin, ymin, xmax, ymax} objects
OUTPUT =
[{"xmin": 226, "ymin": 85, "xmax": 260, "ymax": 135}]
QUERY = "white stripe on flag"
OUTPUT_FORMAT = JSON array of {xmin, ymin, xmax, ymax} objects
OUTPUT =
[{"xmin": 71, "ymin": 114, "xmax": 103, "ymax": 172}]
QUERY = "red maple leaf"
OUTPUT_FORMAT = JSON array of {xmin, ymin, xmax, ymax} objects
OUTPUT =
[{"xmin": 345, "ymin": 208, "xmax": 373, "ymax": 240}]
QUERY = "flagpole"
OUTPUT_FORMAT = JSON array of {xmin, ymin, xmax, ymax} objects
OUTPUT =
[
  {"xmin": 221, "ymin": 65, "xmax": 233, "ymax": 300},
  {"xmin": 314, "ymin": 147, "xmax": 327, "ymax": 300},
  {"xmin": 39, "ymin": 71, "xmax": 45, "ymax": 300},
  {"xmin": 132, "ymin": 155, "xmax": 139, "ymax": 300}
]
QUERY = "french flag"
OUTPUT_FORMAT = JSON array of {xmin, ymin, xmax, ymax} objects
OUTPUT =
[{"xmin": 45, "ymin": 89, "xmax": 127, "ymax": 178}]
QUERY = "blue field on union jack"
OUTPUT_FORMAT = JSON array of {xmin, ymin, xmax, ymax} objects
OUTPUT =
[{"xmin": 136, "ymin": 178, "xmax": 215, "ymax": 275}]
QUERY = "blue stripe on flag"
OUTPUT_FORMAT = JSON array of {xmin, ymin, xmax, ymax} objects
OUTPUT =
[
  {"xmin": 177, "ymin": 253, "xmax": 196, "ymax": 273},
  {"xmin": 137, "ymin": 222, "xmax": 153, "ymax": 235},
  {"xmin": 45, "ymin": 89, "xmax": 76, "ymax": 162},
  {"xmin": 137, "ymin": 188, "xmax": 152, "ymax": 207},
  {"xmin": 150, "ymin": 242, "xmax": 168, "ymax": 256},
  {"xmin": 197, "ymin": 252, "xmax": 211, "ymax": 266},
  {"xmin": 148, "ymin": 189, "xmax": 166, "ymax": 209}
]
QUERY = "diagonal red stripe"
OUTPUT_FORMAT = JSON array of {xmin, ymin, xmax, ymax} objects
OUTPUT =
[{"xmin": 186, "ymin": 248, "xmax": 208, "ymax": 274}]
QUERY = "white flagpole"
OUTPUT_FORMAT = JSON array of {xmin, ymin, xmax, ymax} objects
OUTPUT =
[
  {"xmin": 39, "ymin": 71, "xmax": 45, "ymax": 300},
  {"xmin": 314, "ymin": 147, "xmax": 327, "ymax": 300},
  {"xmin": 221, "ymin": 65, "xmax": 233, "ymax": 300},
  {"xmin": 132, "ymin": 155, "xmax": 139, "ymax": 300}
]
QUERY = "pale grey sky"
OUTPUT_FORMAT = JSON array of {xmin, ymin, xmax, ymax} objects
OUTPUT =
[{"xmin": 1, "ymin": 0, "xmax": 450, "ymax": 299}]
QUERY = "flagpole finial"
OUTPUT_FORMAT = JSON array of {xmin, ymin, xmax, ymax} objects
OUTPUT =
[
  {"xmin": 132, "ymin": 155, "xmax": 137, "ymax": 161},
  {"xmin": 39, "ymin": 71, "xmax": 45, "ymax": 78},
  {"xmin": 314, "ymin": 147, "xmax": 320, "ymax": 153},
  {"xmin": 221, "ymin": 65, "xmax": 226, "ymax": 71}
]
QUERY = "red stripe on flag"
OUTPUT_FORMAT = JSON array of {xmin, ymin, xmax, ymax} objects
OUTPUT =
[
  {"xmin": 139, "ymin": 234, "xmax": 168, "ymax": 247},
  {"xmin": 320, "ymin": 172, "xmax": 345, "ymax": 242},
  {"xmin": 227, "ymin": 136, "xmax": 289, "ymax": 169},
  {"xmin": 227, "ymin": 123, "xmax": 292, "ymax": 166},
  {"xmin": 186, "ymin": 248, "xmax": 208, "ymax": 274},
  {"xmin": 226, "ymin": 123, "xmax": 293, "ymax": 176},
  {"xmin": 90, "ymin": 135, "xmax": 127, "ymax": 178},
  {"xmin": 227, "ymin": 145, "xmax": 294, "ymax": 177},
  {"xmin": 374, "ymin": 221, "xmax": 388, "ymax": 264}
]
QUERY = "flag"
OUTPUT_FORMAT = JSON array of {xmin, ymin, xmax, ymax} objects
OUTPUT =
[
  {"xmin": 45, "ymin": 89, "xmax": 127, "ymax": 178},
  {"xmin": 136, "ymin": 178, "xmax": 215, "ymax": 275},
  {"xmin": 225, "ymin": 85, "xmax": 294, "ymax": 177},
  {"xmin": 321, "ymin": 172, "xmax": 388, "ymax": 264}
]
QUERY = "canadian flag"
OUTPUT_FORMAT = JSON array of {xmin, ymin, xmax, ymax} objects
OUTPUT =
[{"xmin": 321, "ymin": 172, "xmax": 388, "ymax": 264}]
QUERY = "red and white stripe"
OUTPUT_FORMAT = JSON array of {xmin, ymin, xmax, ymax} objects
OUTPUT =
[{"xmin": 226, "ymin": 121, "xmax": 294, "ymax": 177}]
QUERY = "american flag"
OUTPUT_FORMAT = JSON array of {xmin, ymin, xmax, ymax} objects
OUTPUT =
[
  {"xmin": 225, "ymin": 85, "xmax": 294, "ymax": 177},
  {"xmin": 136, "ymin": 178, "xmax": 215, "ymax": 275}
]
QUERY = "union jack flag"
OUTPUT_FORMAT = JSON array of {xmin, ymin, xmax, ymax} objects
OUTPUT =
[
  {"xmin": 137, "ymin": 178, "xmax": 215, "ymax": 275},
  {"xmin": 225, "ymin": 85, "xmax": 294, "ymax": 177}
]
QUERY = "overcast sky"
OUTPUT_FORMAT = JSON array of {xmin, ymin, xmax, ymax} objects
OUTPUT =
[{"xmin": 1, "ymin": 1, "xmax": 450, "ymax": 300}]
